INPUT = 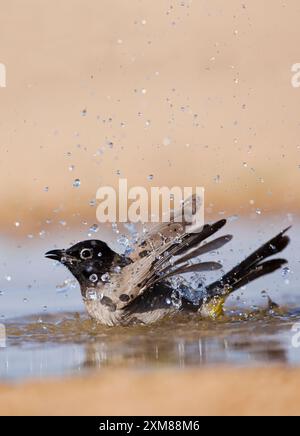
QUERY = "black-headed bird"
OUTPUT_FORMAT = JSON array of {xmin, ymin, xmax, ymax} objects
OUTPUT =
[{"xmin": 46, "ymin": 205, "xmax": 290, "ymax": 326}]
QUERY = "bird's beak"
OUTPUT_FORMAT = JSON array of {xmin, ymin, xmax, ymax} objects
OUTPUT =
[{"xmin": 45, "ymin": 249, "xmax": 64, "ymax": 261}]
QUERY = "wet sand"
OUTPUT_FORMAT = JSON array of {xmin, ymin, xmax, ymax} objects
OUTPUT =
[{"xmin": 0, "ymin": 367, "xmax": 300, "ymax": 416}]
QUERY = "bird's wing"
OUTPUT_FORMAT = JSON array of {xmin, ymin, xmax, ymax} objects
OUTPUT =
[
  {"xmin": 112, "ymin": 218, "xmax": 230, "ymax": 310},
  {"xmin": 129, "ymin": 194, "xmax": 202, "ymax": 261}
]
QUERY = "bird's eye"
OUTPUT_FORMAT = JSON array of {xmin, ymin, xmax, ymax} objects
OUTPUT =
[{"xmin": 80, "ymin": 248, "xmax": 93, "ymax": 259}]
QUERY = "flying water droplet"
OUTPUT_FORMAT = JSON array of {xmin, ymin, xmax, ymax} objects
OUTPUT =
[
  {"xmin": 39, "ymin": 230, "xmax": 46, "ymax": 238},
  {"xmin": 89, "ymin": 224, "xmax": 99, "ymax": 233},
  {"xmin": 73, "ymin": 179, "xmax": 81, "ymax": 188},
  {"xmin": 89, "ymin": 274, "xmax": 98, "ymax": 283},
  {"xmin": 101, "ymin": 273, "xmax": 110, "ymax": 283},
  {"xmin": 86, "ymin": 289, "xmax": 98, "ymax": 301},
  {"xmin": 112, "ymin": 223, "xmax": 120, "ymax": 234},
  {"xmin": 282, "ymin": 266, "xmax": 290, "ymax": 277}
]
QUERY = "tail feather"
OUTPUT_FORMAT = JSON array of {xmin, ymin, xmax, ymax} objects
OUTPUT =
[
  {"xmin": 206, "ymin": 228, "xmax": 290, "ymax": 297},
  {"xmin": 226, "ymin": 258, "xmax": 287, "ymax": 291}
]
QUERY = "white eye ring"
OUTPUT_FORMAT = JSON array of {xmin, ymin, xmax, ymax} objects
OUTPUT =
[{"xmin": 80, "ymin": 248, "xmax": 93, "ymax": 260}]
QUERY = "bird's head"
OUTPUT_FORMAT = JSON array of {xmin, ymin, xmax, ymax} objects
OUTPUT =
[{"xmin": 45, "ymin": 240, "xmax": 116, "ymax": 287}]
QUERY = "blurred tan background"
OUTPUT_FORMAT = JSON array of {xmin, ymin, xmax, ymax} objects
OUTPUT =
[{"xmin": 0, "ymin": 0, "xmax": 299, "ymax": 234}]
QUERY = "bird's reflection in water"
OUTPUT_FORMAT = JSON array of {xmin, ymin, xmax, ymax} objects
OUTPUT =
[{"xmin": 82, "ymin": 333, "xmax": 288, "ymax": 370}]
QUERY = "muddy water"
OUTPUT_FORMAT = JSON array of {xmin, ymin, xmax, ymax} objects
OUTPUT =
[
  {"xmin": 2, "ymin": 308, "xmax": 300, "ymax": 381},
  {"xmin": 0, "ymin": 219, "xmax": 299, "ymax": 381}
]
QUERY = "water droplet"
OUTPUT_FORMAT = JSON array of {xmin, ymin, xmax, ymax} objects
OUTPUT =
[
  {"xmin": 141, "ymin": 88, "xmax": 147, "ymax": 94},
  {"xmin": 73, "ymin": 179, "xmax": 81, "ymax": 188},
  {"xmin": 59, "ymin": 220, "xmax": 67, "ymax": 226},
  {"xmin": 148, "ymin": 174, "xmax": 154, "ymax": 181},
  {"xmin": 14, "ymin": 221, "xmax": 20, "ymax": 227},
  {"xmin": 112, "ymin": 223, "xmax": 119, "ymax": 233},
  {"xmin": 114, "ymin": 266, "xmax": 122, "ymax": 274},
  {"xmin": 39, "ymin": 230, "xmax": 46, "ymax": 238},
  {"xmin": 44, "ymin": 187, "xmax": 49, "ymax": 192},
  {"xmin": 243, "ymin": 162, "xmax": 248, "ymax": 167},
  {"xmin": 214, "ymin": 174, "xmax": 221, "ymax": 183},
  {"xmin": 86, "ymin": 289, "xmax": 98, "ymax": 301},
  {"xmin": 89, "ymin": 199, "xmax": 96, "ymax": 207},
  {"xmin": 117, "ymin": 235, "xmax": 130, "ymax": 247},
  {"xmin": 89, "ymin": 274, "xmax": 98, "ymax": 283},
  {"xmin": 89, "ymin": 224, "xmax": 99, "ymax": 233},
  {"xmin": 81, "ymin": 108, "xmax": 87, "ymax": 117},
  {"xmin": 5, "ymin": 275, "xmax": 11, "ymax": 282},
  {"xmin": 101, "ymin": 273, "xmax": 110, "ymax": 283},
  {"xmin": 23, "ymin": 298, "xmax": 28, "ymax": 303},
  {"xmin": 56, "ymin": 278, "xmax": 77, "ymax": 292},
  {"xmin": 69, "ymin": 165, "xmax": 75, "ymax": 172},
  {"xmin": 282, "ymin": 266, "xmax": 290, "ymax": 277},
  {"xmin": 255, "ymin": 208, "xmax": 262, "ymax": 215}
]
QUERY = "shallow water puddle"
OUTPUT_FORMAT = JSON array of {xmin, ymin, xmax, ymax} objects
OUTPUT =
[{"xmin": 1, "ymin": 307, "xmax": 300, "ymax": 381}]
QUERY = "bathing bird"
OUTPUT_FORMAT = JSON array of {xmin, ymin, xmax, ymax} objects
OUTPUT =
[{"xmin": 46, "ymin": 203, "xmax": 290, "ymax": 326}]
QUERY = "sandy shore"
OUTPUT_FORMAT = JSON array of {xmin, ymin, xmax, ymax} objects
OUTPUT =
[{"xmin": 0, "ymin": 367, "xmax": 299, "ymax": 416}]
